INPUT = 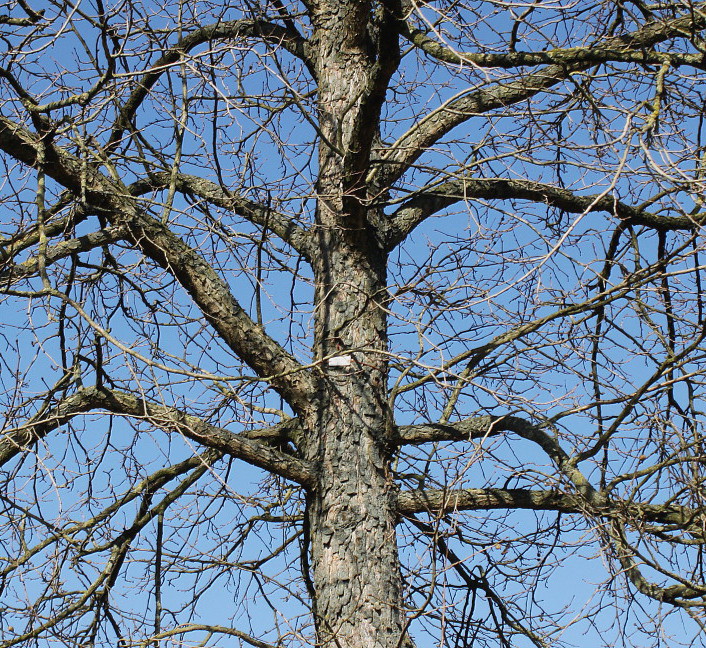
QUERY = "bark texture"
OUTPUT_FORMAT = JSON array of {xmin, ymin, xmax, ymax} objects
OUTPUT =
[{"xmin": 301, "ymin": 3, "xmax": 409, "ymax": 646}]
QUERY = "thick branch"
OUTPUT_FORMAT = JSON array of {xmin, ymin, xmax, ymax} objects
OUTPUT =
[
  {"xmin": 97, "ymin": 389, "xmax": 315, "ymax": 486},
  {"xmin": 0, "ymin": 386, "xmax": 314, "ymax": 487},
  {"xmin": 397, "ymin": 487, "xmax": 706, "ymax": 539},
  {"xmin": 0, "ymin": 1, "xmax": 43, "ymax": 26},
  {"xmin": 608, "ymin": 520, "xmax": 706, "ymax": 603},
  {"xmin": 372, "ymin": 5, "xmax": 706, "ymax": 190},
  {"xmin": 129, "ymin": 172, "xmax": 314, "ymax": 261},
  {"xmin": 109, "ymin": 19, "xmax": 314, "ymax": 149},
  {"xmin": 398, "ymin": 486, "xmax": 585, "ymax": 515},
  {"xmin": 395, "ymin": 414, "xmax": 536, "ymax": 445},
  {"xmin": 400, "ymin": 23, "xmax": 706, "ymax": 70},
  {"xmin": 0, "ymin": 116, "xmax": 317, "ymax": 412},
  {"xmin": 398, "ymin": 413, "xmax": 598, "ymax": 502},
  {"xmin": 387, "ymin": 177, "xmax": 704, "ymax": 247}
]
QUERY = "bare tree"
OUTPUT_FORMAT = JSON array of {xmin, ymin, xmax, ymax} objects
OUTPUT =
[{"xmin": 1, "ymin": 0, "xmax": 706, "ymax": 646}]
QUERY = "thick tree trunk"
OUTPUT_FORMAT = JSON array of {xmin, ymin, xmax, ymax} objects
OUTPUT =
[
  {"xmin": 304, "ymin": 239, "xmax": 408, "ymax": 648},
  {"xmin": 305, "ymin": 431, "xmax": 406, "ymax": 648},
  {"xmin": 301, "ymin": 4, "xmax": 411, "ymax": 646}
]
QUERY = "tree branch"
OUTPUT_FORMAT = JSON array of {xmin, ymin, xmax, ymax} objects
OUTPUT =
[
  {"xmin": 1, "ymin": 387, "xmax": 101, "ymax": 468},
  {"xmin": 397, "ymin": 487, "xmax": 704, "ymax": 534},
  {"xmin": 0, "ymin": 386, "xmax": 315, "ymax": 487},
  {"xmin": 397, "ymin": 488, "xmax": 706, "ymax": 543},
  {"xmin": 0, "ymin": 226, "xmax": 125, "ymax": 286},
  {"xmin": 108, "ymin": 19, "xmax": 314, "ymax": 150},
  {"xmin": 386, "ymin": 177, "xmax": 704, "ymax": 247},
  {"xmin": 129, "ymin": 172, "xmax": 315, "ymax": 261},
  {"xmin": 395, "ymin": 414, "xmax": 536, "ymax": 445},
  {"xmin": 142, "ymin": 624, "xmax": 278, "ymax": 648},
  {"xmin": 0, "ymin": 116, "xmax": 317, "ymax": 413},
  {"xmin": 371, "ymin": 4, "xmax": 706, "ymax": 190},
  {"xmin": 608, "ymin": 520, "xmax": 706, "ymax": 603},
  {"xmin": 397, "ymin": 412, "xmax": 599, "ymax": 502},
  {"xmin": 399, "ymin": 486, "xmax": 584, "ymax": 515},
  {"xmin": 399, "ymin": 14, "xmax": 706, "ymax": 70}
]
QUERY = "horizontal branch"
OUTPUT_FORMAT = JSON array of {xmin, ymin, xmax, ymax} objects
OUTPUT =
[
  {"xmin": 372, "ymin": 4, "xmax": 706, "ymax": 191},
  {"xmin": 398, "ymin": 486, "xmax": 585, "ymax": 515},
  {"xmin": 401, "ymin": 24, "xmax": 706, "ymax": 70},
  {"xmin": 395, "ymin": 414, "xmax": 537, "ymax": 445},
  {"xmin": 397, "ymin": 412, "xmax": 599, "ymax": 503},
  {"xmin": 0, "ymin": 386, "xmax": 314, "ymax": 487},
  {"xmin": 0, "ymin": 2, "xmax": 43, "ymax": 27},
  {"xmin": 0, "ymin": 15, "xmax": 42, "ymax": 26},
  {"xmin": 248, "ymin": 412, "xmax": 542, "ymax": 450},
  {"xmin": 0, "ymin": 193, "xmax": 78, "ymax": 257},
  {"xmin": 129, "ymin": 172, "xmax": 315, "ymax": 261},
  {"xmin": 0, "ymin": 115, "xmax": 317, "ymax": 412},
  {"xmin": 387, "ymin": 176, "xmax": 704, "ymax": 247},
  {"xmin": 397, "ymin": 487, "xmax": 706, "ymax": 538}
]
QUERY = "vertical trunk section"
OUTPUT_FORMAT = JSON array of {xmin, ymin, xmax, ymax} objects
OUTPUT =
[
  {"xmin": 301, "ymin": 3, "xmax": 411, "ymax": 647},
  {"xmin": 305, "ymin": 241, "xmax": 408, "ymax": 648}
]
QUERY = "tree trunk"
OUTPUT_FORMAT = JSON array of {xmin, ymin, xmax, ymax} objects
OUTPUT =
[
  {"xmin": 304, "ymin": 237, "xmax": 408, "ymax": 648},
  {"xmin": 301, "ymin": 4, "xmax": 410, "ymax": 646}
]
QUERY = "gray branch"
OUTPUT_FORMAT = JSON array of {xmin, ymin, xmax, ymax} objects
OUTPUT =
[
  {"xmin": 0, "ymin": 115, "xmax": 317, "ymax": 413},
  {"xmin": 397, "ymin": 487, "xmax": 706, "ymax": 541},
  {"xmin": 0, "ymin": 226, "xmax": 125, "ymax": 286},
  {"xmin": 0, "ymin": 386, "xmax": 314, "ymax": 487},
  {"xmin": 397, "ymin": 413, "xmax": 599, "ymax": 503},
  {"xmin": 387, "ymin": 177, "xmax": 703, "ymax": 247},
  {"xmin": 372, "ymin": 5, "xmax": 706, "ymax": 191},
  {"xmin": 130, "ymin": 172, "xmax": 315, "ymax": 261},
  {"xmin": 395, "ymin": 414, "xmax": 536, "ymax": 445},
  {"xmin": 109, "ymin": 19, "xmax": 314, "ymax": 149}
]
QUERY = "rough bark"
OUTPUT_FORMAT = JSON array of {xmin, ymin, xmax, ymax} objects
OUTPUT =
[
  {"xmin": 300, "ymin": 3, "xmax": 410, "ymax": 647},
  {"xmin": 397, "ymin": 487, "xmax": 706, "ymax": 539}
]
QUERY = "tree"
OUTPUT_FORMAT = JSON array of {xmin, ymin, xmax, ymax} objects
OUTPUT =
[{"xmin": 1, "ymin": 0, "xmax": 706, "ymax": 646}]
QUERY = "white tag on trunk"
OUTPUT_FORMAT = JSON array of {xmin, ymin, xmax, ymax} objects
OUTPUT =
[{"xmin": 327, "ymin": 355, "xmax": 352, "ymax": 367}]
